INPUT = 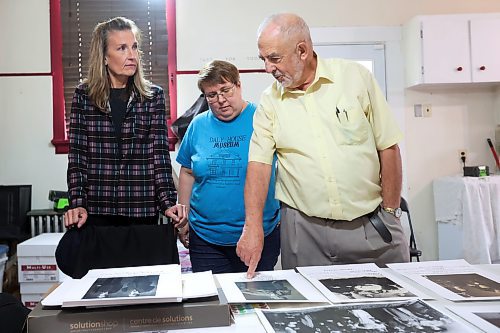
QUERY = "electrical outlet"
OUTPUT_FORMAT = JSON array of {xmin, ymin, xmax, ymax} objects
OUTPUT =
[
  {"xmin": 423, "ymin": 104, "xmax": 432, "ymax": 117},
  {"xmin": 458, "ymin": 150, "xmax": 467, "ymax": 164}
]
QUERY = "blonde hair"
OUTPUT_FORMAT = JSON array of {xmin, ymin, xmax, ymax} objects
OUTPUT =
[{"xmin": 86, "ymin": 17, "xmax": 152, "ymax": 111}]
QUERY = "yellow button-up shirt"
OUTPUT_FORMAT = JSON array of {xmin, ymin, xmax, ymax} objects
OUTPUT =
[{"xmin": 249, "ymin": 57, "xmax": 403, "ymax": 221}]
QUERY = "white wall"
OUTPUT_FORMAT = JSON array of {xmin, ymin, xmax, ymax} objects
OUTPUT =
[
  {"xmin": 175, "ymin": 0, "xmax": 500, "ymax": 261},
  {"xmin": 0, "ymin": 0, "xmax": 68, "ymax": 209},
  {"xmin": 2, "ymin": 0, "xmax": 500, "ymax": 258}
]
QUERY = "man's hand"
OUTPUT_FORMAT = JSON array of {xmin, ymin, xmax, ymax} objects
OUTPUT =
[
  {"xmin": 236, "ymin": 224, "xmax": 264, "ymax": 278},
  {"xmin": 165, "ymin": 204, "xmax": 188, "ymax": 229},
  {"xmin": 64, "ymin": 207, "xmax": 88, "ymax": 228}
]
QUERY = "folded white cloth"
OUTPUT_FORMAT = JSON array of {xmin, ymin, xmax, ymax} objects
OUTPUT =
[{"xmin": 433, "ymin": 175, "xmax": 500, "ymax": 264}]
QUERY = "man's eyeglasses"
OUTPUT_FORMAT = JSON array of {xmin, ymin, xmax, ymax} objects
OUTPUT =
[{"xmin": 205, "ymin": 85, "xmax": 236, "ymax": 103}]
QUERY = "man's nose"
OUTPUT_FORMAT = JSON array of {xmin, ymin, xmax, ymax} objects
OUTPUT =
[{"xmin": 264, "ymin": 60, "xmax": 275, "ymax": 73}]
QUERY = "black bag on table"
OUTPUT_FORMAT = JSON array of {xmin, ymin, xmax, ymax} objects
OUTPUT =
[{"xmin": 55, "ymin": 222, "xmax": 179, "ymax": 279}]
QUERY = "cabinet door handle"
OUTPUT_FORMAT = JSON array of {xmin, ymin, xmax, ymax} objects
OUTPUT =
[
  {"xmin": 456, "ymin": 66, "xmax": 463, "ymax": 72},
  {"xmin": 479, "ymin": 66, "xmax": 486, "ymax": 71}
]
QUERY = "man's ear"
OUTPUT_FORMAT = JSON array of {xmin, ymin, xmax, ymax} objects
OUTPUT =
[{"xmin": 296, "ymin": 41, "xmax": 308, "ymax": 60}]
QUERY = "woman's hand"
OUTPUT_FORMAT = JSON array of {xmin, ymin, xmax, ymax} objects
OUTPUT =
[
  {"xmin": 165, "ymin": 204, "xmax": 188, "ymax": 229},
  {"xmin": 64, "ymin": 207, "xmax": 88, "ymax": 228},
  {"xmin": 177, "ymin": 224, "xmax": 190, "ymax": 248}
]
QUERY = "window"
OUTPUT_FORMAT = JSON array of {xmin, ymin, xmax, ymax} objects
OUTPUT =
[{"xmin": 50, "ymin": 0, "xmax": 177, "ymax": 153}]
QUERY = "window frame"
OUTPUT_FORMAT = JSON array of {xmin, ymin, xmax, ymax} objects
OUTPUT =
[{"xmin": 50, "ymin": 0, "xmax": 178, "ymax": 154}]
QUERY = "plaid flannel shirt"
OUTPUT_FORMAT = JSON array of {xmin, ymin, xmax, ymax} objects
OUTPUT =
[{"xmin": 67, "ymin": 83, "xmax": 177, "ymax": 217}]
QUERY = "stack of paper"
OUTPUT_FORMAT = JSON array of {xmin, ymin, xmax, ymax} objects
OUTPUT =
[{"xmin": 42, "ymin": 264, "xmax": 217, "ymax": 308}]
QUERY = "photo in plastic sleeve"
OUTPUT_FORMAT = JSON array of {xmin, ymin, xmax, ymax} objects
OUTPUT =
[
  {"xmin": 235, "ymin": 279, "xmax": 307, "ymax": 301},
  {"xmin": 256, "ymin": 300, "xmax": 475, "ymax": 333},
  {"xmin": 83, "ymin": 275, "xmax": 159, "ymax": 299}
]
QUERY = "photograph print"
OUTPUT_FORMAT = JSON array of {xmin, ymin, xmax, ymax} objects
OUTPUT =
[
  {"xmin": 258, "ymin": 300, "xmax": 473, "ymax": 333},
  {"xmin": 476, "ymin": 312, "xmax": 500, "ymax": 328},
  {"xmin": 83, "ymin": 275, "xmax": 159, "ymax": 299},
  {"xmin": 235, "ymin": 279, "xmax": 307, "ymax": 301},
  {"xmin": 423, "ymin": 273, "xmax": 500, "ymax": 298},
  {"xmin": 319, "ymin": 276, "xmax": 416, "ymax": 300}
]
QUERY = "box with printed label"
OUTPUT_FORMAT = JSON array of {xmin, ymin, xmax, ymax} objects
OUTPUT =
[
  {"xmin": 20, "ymin": 281, "xmax": 59, "ymax": 295},
  {"xmin": 27, "ymin": 292, "xmax": 231, "ymax": 332},
  {"xmin": 18, "ymin": 257, "xmax": 63, "ymax": 282},
  {"xmin": 17, "ymin": 233, "xmax": 65, "ymax": 283},
  {"xmin": 22, "ymin": 293, "xmax": 46, "ymax": 309}
]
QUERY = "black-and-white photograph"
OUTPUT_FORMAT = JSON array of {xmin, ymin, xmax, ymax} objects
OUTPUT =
[
  {"xmin": 259, "ymin": 300, "xmax": 470, "ymax": 333},
  {"xmin": 83, "ymin": 275, "xmax": 159, "ymax": 299},
  {"xmin": 319, "ymin": 276, "xmax": 415, "ymax": 300},
  {"xmin": 235, "ymin": 279, "xmax": 307, "ymax": 301},
  {"xmin": 476, "ymin": 312, "xmax": 500, "ymax": 328},
  {"xmin": 423, "ymin": 273, "xmax": 500, "ymax": 298}
]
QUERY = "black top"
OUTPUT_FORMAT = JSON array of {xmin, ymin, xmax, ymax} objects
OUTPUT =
[{"xmin": 109, "ymin": 88, "xmax": 128, "ymax": 140}]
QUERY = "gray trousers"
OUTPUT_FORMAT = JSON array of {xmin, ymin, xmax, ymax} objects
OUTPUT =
[{"xmin": 280, "ymin": 204, "xmax": 410, "ymax": 269}]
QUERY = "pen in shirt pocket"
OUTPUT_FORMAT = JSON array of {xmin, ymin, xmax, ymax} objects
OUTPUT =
[
  {"xmin": 335, "ymin": 107, "xmax": 349, "ymax": 123},
  {"xmin": 343, "ymin": 109, "xmax": 349, "ymax": 121}
]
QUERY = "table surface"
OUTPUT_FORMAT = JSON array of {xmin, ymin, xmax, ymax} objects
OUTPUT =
[{"xmin": 164, "ymin": 264, "xmax": 500, "ymax": 333}]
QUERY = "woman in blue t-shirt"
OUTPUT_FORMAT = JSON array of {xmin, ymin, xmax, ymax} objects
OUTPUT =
[{"xmin": 176, "ymin": 60, "xmax": 280, "ymax": 273}]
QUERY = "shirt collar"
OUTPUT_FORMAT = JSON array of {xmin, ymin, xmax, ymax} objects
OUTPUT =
[{"xmin": 275, "ymin": 54, "xmax": 334, "ymax": 99}]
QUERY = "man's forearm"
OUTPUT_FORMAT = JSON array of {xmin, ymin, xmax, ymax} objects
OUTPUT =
[
  {"xmin": 244, "ymin": 161, "xmax": 272, "ymax": 227},
  {"xmin": 379, "ymin": 144, "xmax": 402, "ymax": 208}
]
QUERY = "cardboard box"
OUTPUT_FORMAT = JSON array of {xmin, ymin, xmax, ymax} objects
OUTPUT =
[
  {"xmin": 17, "ymin": 233, "xmax": 66, "ymax": 282},
  {"xmin": 21, "ymin": 281, "xmax": 58, "ymax": 294},
  {"xmin": 27, "ymin": 292, "xmax": 232, "ymax": 332},
  {"xmin": 22, "ymin": 293, "xmax": 45, "ymax": 309},
  {"xmin": 17, "ymin": 233, "xmax": 64, "ymax": 257},
  {"xmin": 18, "ymin": 257, "xmax": 65, "ymax": 283}
]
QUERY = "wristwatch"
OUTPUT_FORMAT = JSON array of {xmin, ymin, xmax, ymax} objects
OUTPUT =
[{"xmin": 383, "ymin": 206, "xmax": 402, "ymax": 218}]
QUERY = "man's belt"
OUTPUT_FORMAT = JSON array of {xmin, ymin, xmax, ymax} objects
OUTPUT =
[{"xmin": 368, "ymin": 207, "xmax": 392, "ymax": 243}]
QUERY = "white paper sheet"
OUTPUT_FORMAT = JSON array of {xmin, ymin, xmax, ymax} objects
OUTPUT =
[
  {"xmin": 182, "ymin": 271, "xmax": 217, "ymax": 299},
  {"xmin": 42, "ymin": 264, "xmax": 183, "ymax": 308},
  {"xmin": 297, "ymin": 263, "xmax": 428, "ymax": 303},
  {"xmin": 215, "ymin": 270, "xmax": 329, "ymax": 303},
  {"xmin": 447, "ymin": 304, "xmax": 500, "ymax": 333},
  {"xmin": 387, "ymin": 259, "xmax": 500, "ymax": 301},
  {"xmin": 255, "ymin": 300, "xmax": 476, "ymax": 333}
]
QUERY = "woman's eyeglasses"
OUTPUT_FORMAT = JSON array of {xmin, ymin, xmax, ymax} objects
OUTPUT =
[{"xmin": 205, "ymin": 85, "xmax": 236, "ymax": 103}]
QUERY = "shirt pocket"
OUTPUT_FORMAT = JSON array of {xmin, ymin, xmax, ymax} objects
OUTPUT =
[{"xmin": 332, "ymin": 97, "xmax": 370, "ymax": 145}]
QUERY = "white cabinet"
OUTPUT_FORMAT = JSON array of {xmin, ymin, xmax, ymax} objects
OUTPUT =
[
  {"xmin": 403, "ymin": 13, "xmax": 500, "ymax": 87},
  {"xmin": 470, "ymin": 18, "xmax": 500, "ymax": 82}
]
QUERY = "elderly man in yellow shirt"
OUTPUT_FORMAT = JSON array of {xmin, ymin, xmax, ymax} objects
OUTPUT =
[{"xmin": 236, "ymin": 13, "xmax": 410, "ymax": 278}]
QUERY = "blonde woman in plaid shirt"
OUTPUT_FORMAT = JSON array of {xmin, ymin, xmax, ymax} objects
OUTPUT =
[{"xmin": 59, "ymin": 17, "xmax": 186, "ymax": 278}]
